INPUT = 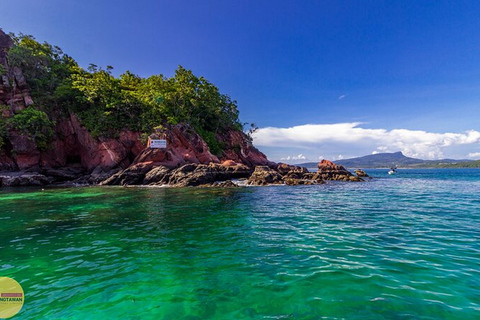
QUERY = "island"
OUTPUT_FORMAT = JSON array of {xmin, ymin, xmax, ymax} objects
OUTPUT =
[{"xmin": 0, "ymin": 29, "xmax": 364, "ymax": 187}]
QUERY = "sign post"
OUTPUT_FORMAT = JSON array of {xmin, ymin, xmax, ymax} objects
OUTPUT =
[{"xmin": 148, "ymin": 139, "xmax": 167, "ymax": 149}]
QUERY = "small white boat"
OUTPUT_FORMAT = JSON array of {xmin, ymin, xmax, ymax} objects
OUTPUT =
[{"xmin": 388, "ymin": 166, "xmax": 397, "ymax": 175}]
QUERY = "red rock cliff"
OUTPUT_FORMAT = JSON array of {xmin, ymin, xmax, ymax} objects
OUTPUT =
[{"xmin": 0, "ymin": 30, "xmax": 271, "ymax": 177}]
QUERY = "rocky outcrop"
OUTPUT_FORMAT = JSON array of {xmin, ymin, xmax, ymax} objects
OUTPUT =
[
  {"xmin": 132, "ymin": 124, "xmax": 219, "ymax": 169},
  {"xmin": 317, "ymin": 160, "xmax": 363, "ymax": 181}
]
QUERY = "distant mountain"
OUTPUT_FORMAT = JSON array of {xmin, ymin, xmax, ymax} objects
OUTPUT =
[{"xmin": 298, "ymin": 152, "xmax": 475, "ymax": 168}]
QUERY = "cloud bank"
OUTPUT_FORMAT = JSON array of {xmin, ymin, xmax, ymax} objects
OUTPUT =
[
  {"xmin": 280, "ymin": 154, "xmax": 306, "ymax": 161},
  {"xmin": 253, "ymin": 123, "xmax": 480, "ymax": 160}
]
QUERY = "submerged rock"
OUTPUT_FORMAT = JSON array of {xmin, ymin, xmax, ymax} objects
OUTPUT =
[{"xmin": 0, "ymin": 172, "xmax": 52, "ymax": 186}]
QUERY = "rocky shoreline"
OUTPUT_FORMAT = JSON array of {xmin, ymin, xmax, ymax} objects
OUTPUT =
[{"xmin": 0, "ymin": 159, "xmax": 366, "ymax": 188}]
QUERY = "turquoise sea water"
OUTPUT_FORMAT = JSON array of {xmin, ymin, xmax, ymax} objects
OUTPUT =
[{"xmin": 1, "ymin": 169, "xmax": 480, "ymax": 319}]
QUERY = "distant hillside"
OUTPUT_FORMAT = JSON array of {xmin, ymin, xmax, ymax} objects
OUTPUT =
[{"xmin": 298, "ymin": 152, "xmax": 476, "ymax": 168}]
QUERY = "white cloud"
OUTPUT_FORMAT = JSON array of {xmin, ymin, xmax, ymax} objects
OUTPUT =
[
  {"xmin": 253, "ymin": 123, "xmax": 480, "ymax": 160},
  {"xmin": 467, "ymin": 152, "xmax": 480, "ymax": 159},
  {"xmin": 338, "ymin": 94, "xmax": 346, "ymax": 100}
]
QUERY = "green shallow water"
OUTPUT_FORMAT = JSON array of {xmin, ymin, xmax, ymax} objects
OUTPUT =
[{"xmin": 1, "ymin": 169, "xmax": 480, "ymax": 319}]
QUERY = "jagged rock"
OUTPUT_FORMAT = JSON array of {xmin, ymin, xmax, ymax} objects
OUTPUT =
[
  {"xmin": 248, "ymin": 166, "xmax": 284, "ymax": 186},
  {"xmin": 354, "ymin": 169, "xmax": 369, "ymax": 177},
  {"xmin": 143, "ymin": 165, "xmax": 171, "ymax": 184}
]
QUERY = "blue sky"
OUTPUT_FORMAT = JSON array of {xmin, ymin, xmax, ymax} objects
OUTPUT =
[{"xmin": 3, "ymin": 0, "xmax": 480, "ymax": 162}]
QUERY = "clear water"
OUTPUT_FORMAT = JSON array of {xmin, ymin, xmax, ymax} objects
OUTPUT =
[{"xmin": 1, "ymin": 169, "xmax": 479, "ymax": 319}]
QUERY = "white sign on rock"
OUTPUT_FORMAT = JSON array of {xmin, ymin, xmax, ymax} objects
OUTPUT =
[{"xmin": 149, "ymin": 139, "xmax": 167, "ymax": 149}]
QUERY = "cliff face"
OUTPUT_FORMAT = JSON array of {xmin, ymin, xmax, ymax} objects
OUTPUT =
[
  {"xmin": 0, "ymin": 113, "xmax": 144, "ymax": 172},
  {"xmin": 0, "ymin": 29, "xmax": 33, "ymax": 114}
]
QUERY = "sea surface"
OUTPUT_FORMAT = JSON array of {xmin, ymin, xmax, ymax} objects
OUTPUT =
[{"xmin": 1, "ymin": 169, "xmax": 479, "ymax": 319}]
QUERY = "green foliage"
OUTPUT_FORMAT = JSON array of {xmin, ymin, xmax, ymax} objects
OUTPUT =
[
  {"xmin": 0, "ymin": 64, "xmax": 6, "ymax": 76},
  {"xmin": 432, "ymin": 161, "xmax": 480, "ymax": 168},
  {"xmin": 8, "ymin": 107, "xmax": 54, "ymax": 151},
  {"xmin": 196, "ymin": 127, "xmax": 225, "ymax": 156}
]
